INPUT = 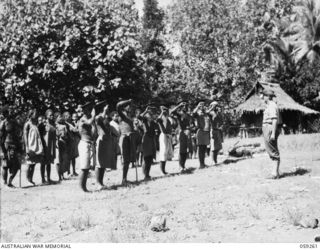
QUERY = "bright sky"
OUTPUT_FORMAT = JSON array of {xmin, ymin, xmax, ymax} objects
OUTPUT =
[{"xmin": 134, "ymin": 0, "xmax": 173, "ymax": 15}]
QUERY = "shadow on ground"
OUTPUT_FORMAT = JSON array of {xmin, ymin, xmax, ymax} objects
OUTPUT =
[
  {"xmin": 21, "ymin": 180, "xmax": 61, "ymax": 189},
  {"xmin": 222, "ymin": 156, "xmax": 251, "ymax": 165},
  {"xmin": 100, "ymin": 167, "xmax": 197, "ymax": 192},
  {"xmin": 279, "ymin": 168, "xmax": 311, "ymax": 179}
]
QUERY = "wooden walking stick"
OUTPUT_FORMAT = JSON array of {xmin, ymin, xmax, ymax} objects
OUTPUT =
[
  {"xmin": 19, "ymin": 164, "xmax": 22, "ymax": 188},
  {"xmin": 134, "ymin": 162, "xmax": 138, "ymax": 182}
]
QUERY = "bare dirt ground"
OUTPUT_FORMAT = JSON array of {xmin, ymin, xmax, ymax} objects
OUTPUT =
[{"xmin": 1, "ymin": 134, "xmax": 320, "ymax": 243}]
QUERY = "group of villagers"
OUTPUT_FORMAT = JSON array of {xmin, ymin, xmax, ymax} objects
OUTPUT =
[{"xmin": 0, "ymin": 90, "xmax": 281, "ymax": 191}]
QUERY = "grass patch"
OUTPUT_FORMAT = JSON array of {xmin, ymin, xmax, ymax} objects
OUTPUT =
[
  {"xmin": 0, "ymin": 229, "xmax": 13, "ymax": 242},
  {"xmin": 285, "ymin": 208, "xmax": 303, "ymax": 226},
  {"xmin": 69, "ymin": 211, "xmax": 93, "ymax": 231},
  {"xmin": 249, "ymin": 206, "xmax": 261, "ymax": 220},
  {"xmin": 264, "ymin": 190, "xmax": 278, "ymax": 203}
]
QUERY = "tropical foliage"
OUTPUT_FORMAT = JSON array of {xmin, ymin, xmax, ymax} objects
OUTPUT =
[
  {"xmin": 0, "ymin": 0, "xmax": 319, "ymax": 115},
  {"xmin": 0, "ymin": 0, "xmax": 147, "ymax": 113}
]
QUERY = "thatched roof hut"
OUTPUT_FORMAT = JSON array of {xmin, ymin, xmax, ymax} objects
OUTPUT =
[
  {"xmin": 236, "ymin": 81, "xmax": 319, "ymax": 134},
  {"xmin": 237, "ymin": 81, "xmax": 319, "ymax": 115}
]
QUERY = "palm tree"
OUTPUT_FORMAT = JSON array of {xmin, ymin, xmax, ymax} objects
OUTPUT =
[
  {"xmin": 263, "ymin": 37, "xmax": 295, "ymax": 77},
  {"xmin": 286, "ymin": 0, "xmax": 320, "ymax": 63}
]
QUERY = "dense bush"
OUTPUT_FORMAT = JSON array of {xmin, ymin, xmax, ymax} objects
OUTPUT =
[{"xmin": 0, "ymin": 0, "xmax": 149, "ymax": 113}]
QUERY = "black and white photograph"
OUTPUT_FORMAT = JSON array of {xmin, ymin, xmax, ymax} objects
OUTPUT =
[{"xmin": 0, "ymin": 0, "xmax": 320, "ymax": 246}]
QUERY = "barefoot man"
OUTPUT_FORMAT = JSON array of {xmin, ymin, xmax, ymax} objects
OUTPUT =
[{"xmin": 78, "ymin": 103, "xmax": 96, "ymax": 192}]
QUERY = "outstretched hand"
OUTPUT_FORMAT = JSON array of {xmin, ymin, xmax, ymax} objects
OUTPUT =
[
  {"xmin": 91, "ymin": 107, "xmax": 96, "ymax": 118},
  {"xmin": 198, "ymin": 102, "xmax": 204, "ymax": 108},
  {"xmin": 103, "ymin": 104, "xmax": 109, "ymax": 112},
  {"xmin": 180, "ymin": 102, "xmax": 187, "ymax": 107}
]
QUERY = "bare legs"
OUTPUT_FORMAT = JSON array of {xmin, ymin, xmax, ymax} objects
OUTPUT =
[
  {"xmin": 71, "ymin": 158, "xmax": 78, "ymax": 176},
  {"xmin": 272, "ymin": 159, "xmax": 280, "ymax": 178},
  {"xmin": 143, "ymin": 156, "xmax": 153, "ymax": 180},
  {"xmin": 160, "ymin": 161, "xmax": 167, "ymax": 175},
  {"xmin": 79, "ymin": 169, "xmax": 89, "ymax": 192},
  {"xmin": 212, "ymin": 150, "xmax": 219, "ymax": 165},
  {"xmin": 27, "ymin": 164, "xmax": 36, "ymax": 185},
  {"xmin": 198, "ymin": 145, "xmax": 207, "ymax": 168},
  {"xmin": 95, "ymin": 167, "xmax": 105, "ymax": 189}
]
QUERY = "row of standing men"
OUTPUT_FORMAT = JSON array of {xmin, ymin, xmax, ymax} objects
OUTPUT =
[{"xmin": 0, "ymin": 99, "xmax": 224, "ymax": 191}]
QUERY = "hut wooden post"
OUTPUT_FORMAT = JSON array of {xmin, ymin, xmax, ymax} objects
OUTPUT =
[{"xmin": 298, "ymin": 113, "xmax": 302, "ymax": 133}]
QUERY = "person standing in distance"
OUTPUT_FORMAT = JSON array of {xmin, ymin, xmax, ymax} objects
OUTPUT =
[
  {"xmin": 78, "ymin": 103, "xmax": 96, "ymax": 192},
  {"xmin": 261, "ymin": 89, "xmax": 281, "ymax": 179},
  {"xmin": 192, "ymin": 101, "xmax": 211, "ymax": 169},
  {"xmin": 117, "ymin": 99, "xmax": 136, "ymax": 186}
]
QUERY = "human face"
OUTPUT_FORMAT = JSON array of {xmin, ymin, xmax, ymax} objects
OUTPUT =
[
  {"xmin": 133, "ymin": 118, "xmax": 139, "ymax": 129},
  {"xmin": 64, "ymin": 112, "xmax": 71, "ymax": 122},
  {"xmin": 145, "ymin": 112, "xmax": 153, "ymax": 122},
  {"xmin": 77, "ymin": 107, "xmax": 83, "ymax": 117},
  {"xmin": 47, "ymin": 111, "xmax": 54, "ymax": 122},
  {"xmin": 72, "ymin": 113, "xmax": 78, "ymax": 122},
  {"xmin": 38, "ymin": 116, "xmax": 44, "ymax": 124},
  {"xmin": 112, "ymin": 113, "xmax": 120, "ymax": 122},
  {"xmin": 153, "ymin": 113, "xmax": 158, "ymax": 120},
  {"xmin": 124, "ymin": 105, "xmax": 131, "ymax": 114},
  {"xmin": 135, "ymin": 109, "xmax": 141, "ymax": 117}
]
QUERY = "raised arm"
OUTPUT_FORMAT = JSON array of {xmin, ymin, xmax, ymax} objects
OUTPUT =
[
  {"xmin": 102, "ymin": 104, "xmax": 109, "ymax": 118},
  {"xmin": 80, "ymin": 108, "xmax": 96, "ymax": 126},
  {"xmin": 139, "ymin": 106, "xmax": 150, "ymax": 119},
  {"xmin": 192, "ymin": 102, "xmax": 203, "ymax": 117},
  {"xmin": 0, "ymin": 122, "xmax": 7, "ymax": 158},
  {"xmin": 169, "ymin": 102, "xmax": 185, "ymax": 116},
  {"xmin": 205, "ymin": 105, "xmax": 215, "ymax": 114},
  {"xmin": 156, "ymin": 109, "xmax": 165, "ymax": 133},
  {"xmin": 23, "ymin": 122, "xmax": 30, "ymax": 154},
  {"xmin": 116, "ymin": 99, "xmax": 132, "ymax": 122},
  {"xmin": 66, "ymin": 122, "xmax": 78, "ymax": 132}
]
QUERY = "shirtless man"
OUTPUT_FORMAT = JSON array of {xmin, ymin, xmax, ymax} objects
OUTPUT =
[{"xmin": 78, "ymin": 103, "xmax": 96, "ymax": 192}]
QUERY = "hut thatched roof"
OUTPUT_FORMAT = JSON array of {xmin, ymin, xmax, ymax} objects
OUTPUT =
[{"xmin": 236, "ymin": 81, "xmax": 319, "ymax": 115}]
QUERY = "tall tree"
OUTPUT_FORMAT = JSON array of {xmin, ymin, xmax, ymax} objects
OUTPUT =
[
  {"xmin": 161, "ymin": 0, "xmax": 296, "ymax": 108},
  {"xmin": 140, "ymin": 0, "xmax": 166, "ymax": 94},
  {"xmin": 0, "ymin": 0, "xmax": 148, "ymax": 113}
]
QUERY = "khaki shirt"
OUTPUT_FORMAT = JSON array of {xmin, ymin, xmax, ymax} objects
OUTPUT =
[{"xmin": 263, "ymin": 101, "xmax": 279, "ymax": 125}]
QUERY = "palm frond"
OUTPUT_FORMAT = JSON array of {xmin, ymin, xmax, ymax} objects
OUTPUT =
[
  {"xmin": 291, "ymin": 40, "xmax": 310, "ymax": 62},
  {"xmin": 270, "ymin": 38, "xmax": 291, "ymax": 61},
  {"xmin": 314, "ymin": 15, "xmax": 320, "ymax": 41},
  {"xmin": 306, "ymin": 49, "xmax": 318, "ymax": 62}
]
